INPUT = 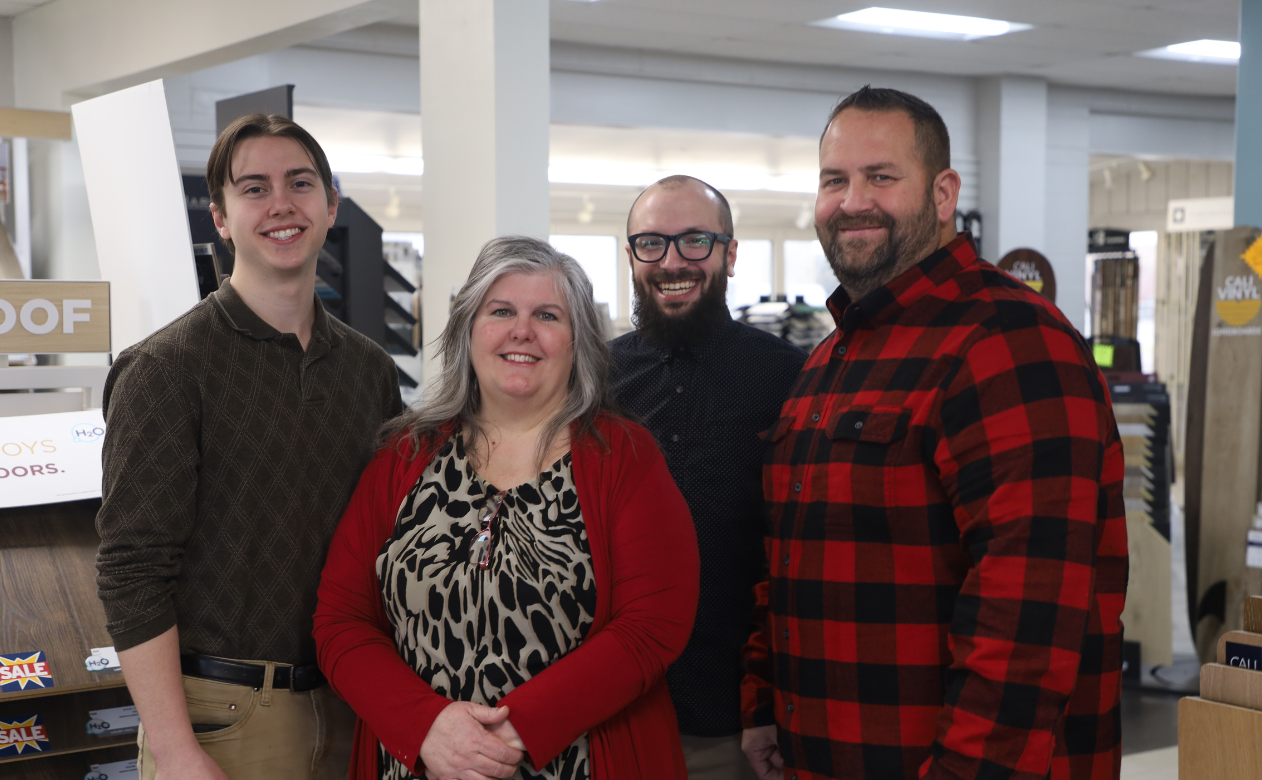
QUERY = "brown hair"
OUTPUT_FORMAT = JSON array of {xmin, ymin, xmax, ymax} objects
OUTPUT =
[
  {"xmin": 821, "ymin": 86, "xmax": 951, "ymax": 179},
  {"xmin": 205, "ymin": 114, "xmax": 337, "ymax": 253}
]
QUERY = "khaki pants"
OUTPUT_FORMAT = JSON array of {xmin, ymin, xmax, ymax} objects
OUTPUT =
[
  {"xmin": 681, "ymin": 733, "xmax": 759, "ymax": 780},
  {"xmin": 138, "ymin": 663, "xmax": 355, "ymax": 780}
]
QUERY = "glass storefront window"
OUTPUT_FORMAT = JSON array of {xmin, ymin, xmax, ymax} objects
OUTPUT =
[
  {"xmin": 784, "ymin": 239, "xmax": 834, "ymax": 307},
  {"xmin": 550, "ymin": 235, "xmax": 619, "ymax": 320}
]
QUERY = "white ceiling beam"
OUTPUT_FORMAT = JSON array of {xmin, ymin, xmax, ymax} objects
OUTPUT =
[{"xmin": 13, "ymin": 0, "xmax": 412, "ymax": 109}]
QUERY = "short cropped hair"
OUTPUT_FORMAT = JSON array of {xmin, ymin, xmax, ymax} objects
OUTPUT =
[
  {"xmin": 627, "ymin": 175, "xmax": 734, "ymax": 237},
  {"xmin": 822, "ymin": 86, "xmax": 951, "ymax": 178},
  {"xmin": 205, "ymin": 114, "xmax": 337, "ymax": 253}
]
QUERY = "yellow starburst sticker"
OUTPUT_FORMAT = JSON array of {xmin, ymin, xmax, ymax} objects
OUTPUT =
[
  {"xmin": 0, "ymin": 652, "xmax": 54, "ymax": 692},
  {"xmin": 0, "ymin": 715, "xmax": 49, "ymax": 756},
  {"xmin": 1243, "ymin": 235, "xmax": 1262, "ymax": 278}
]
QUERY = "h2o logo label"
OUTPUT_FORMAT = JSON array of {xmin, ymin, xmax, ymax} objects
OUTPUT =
[{"xmin": 72, "ymin": 424, "xmax": 105, "ymax": 443}]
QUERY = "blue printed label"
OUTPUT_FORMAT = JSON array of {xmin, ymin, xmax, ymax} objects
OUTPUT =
[{"xmin": 1226, "ymin": 641, "xmax": 1262, "ymax": 670}]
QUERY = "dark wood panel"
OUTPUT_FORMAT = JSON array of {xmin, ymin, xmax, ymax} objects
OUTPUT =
[
  {"xmin": 0, "ymin": 500, "xmax": 129, "ymax": 702},
  {"xmin": 0, "ymin": 743, "xmax": 137, "ymax": 778},
  {"xmin": 0, "ymin": 687, "xmax": 134, "ymax": 764}
]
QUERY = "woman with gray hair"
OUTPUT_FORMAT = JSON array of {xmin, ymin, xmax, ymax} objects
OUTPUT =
[{"xmin": 314, "ymin": 236, "xmax": 700, "ymax": 780}]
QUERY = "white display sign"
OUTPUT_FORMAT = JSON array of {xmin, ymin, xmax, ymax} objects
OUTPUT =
[
  {"xmin": 86, "ymin": 759, "xmax": 138, "ymax": 780},
  {"xmin": 84, "ymin": 646, "xmax": 120, "ymax": 673},
  {"xmin": 0, "ymin": 410, "xmax": 105, "ymax": 508},
  {"xmin": 73, "ymin": 80, "xmax": 199, "ymax": 354},
  {"xmin": 86, "ymin": 705, "xmax": 139, "ymax": 736},
  {"xmin": 1167, "ymin": 196, "xmax": 1234, "ymax": 232}
]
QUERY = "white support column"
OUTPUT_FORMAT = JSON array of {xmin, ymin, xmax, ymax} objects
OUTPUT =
[
  {"xmin": 977, "ymin": 77, "xmax": 1048, "ymax": 263},
  {"xmin": 420, "ymin": 0, "xmax": 550, "ymax": 384},
  {"xmin": 1044, "ymin": 92, "xmax": 1090, "ymax": 332}
]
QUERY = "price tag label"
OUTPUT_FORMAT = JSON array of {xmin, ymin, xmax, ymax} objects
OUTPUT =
[
  {"xmin": 84, "ymin": 646, "xmax": 120, "ymax": 673},
  {"xmin": 86, "ymin": 759, "xmax": 138, "ymax": 780},
  {"xmin": 85, "ymin": 705, "xmax": 138, "ymax": 736}
]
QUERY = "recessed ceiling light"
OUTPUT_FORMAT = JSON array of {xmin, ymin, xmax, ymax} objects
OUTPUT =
[
  {"xmin": 811, "ymin": 7, "xmax": 1031, "ymax": 41},
  {"xmin": 1137, "ymin": 39, "xmax": 1240, "ymax": 64}
]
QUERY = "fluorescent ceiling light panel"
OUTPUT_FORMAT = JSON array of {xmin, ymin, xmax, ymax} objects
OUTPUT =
[
  {"xmin": 1137, "ymin": 39, "xmax": 1240, "ymax": 64},
  {"xmin": 812, "ymin": 7, "xmax": 1031, "ymax": 41}
]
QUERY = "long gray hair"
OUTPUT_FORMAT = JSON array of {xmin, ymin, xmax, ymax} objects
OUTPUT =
[{"xmin": 384, "ymin": 235, "xmax": 620, "ymax": 468}]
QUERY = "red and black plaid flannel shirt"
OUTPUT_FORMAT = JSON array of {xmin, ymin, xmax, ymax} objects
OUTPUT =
[{"xmin": 742, "ymin": 234, "xmax": 1128, "ymax": 780}]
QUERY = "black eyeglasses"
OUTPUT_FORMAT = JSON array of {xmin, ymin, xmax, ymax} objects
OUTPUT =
[{"xmin": 628, "ymin": 231, "xmax": 732, "ymax": 263}]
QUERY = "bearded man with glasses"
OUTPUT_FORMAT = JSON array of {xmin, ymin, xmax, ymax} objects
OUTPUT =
[{"xmin": 609, "ymin": 175, "xmax": 807, "ymax": 780}]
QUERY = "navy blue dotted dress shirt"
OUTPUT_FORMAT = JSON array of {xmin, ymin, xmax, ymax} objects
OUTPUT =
[{"xmin": 609, "ymin": 315, "xmax": 808, "ymax": 737}]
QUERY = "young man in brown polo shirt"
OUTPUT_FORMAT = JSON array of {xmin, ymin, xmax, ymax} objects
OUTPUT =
[{"xmin": 96, "ymin": 115, "xmax": 402, "ymax": 780}]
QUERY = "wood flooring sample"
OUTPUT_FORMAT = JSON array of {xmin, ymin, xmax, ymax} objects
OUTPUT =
[
  {"xmin": 1202, "ymin": 663, "xmax": 1262, "ymax": 710},
  {"xmin": 1216, "ymin": 630, "xmax": 1262, "ymax": 668},
  {"xmin": 1180, "ymin": 697, "xmax": 1262, "ymax": 780},
  {"xmin": 1245, "ymin": 596, "xmax": 1262, "ymax": 634}
]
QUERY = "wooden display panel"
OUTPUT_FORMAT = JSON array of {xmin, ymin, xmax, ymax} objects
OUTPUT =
[
  {"xmin": 0, "ymin": 687, "xmax": 134, "ymax": 764},
  {"xmin": 0, "ymin": 498, "xmax": 137, "ymax": 777},
  {"xmin": 0, "ymin": 499, "xmax": 127, "ymax": 700},
  {"xmin": 1189, "ymin": 226, "xmax": 1262, "ymax": 660},
  {"xmin": 1179, "ymin": 696, "xmax": 1262, "ymax": 779}
]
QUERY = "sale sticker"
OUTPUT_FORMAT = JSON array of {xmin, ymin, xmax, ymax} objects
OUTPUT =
[
  {"xmin": 0, "ymin": 651, "xmax": 54, "ymax": 692},
  {"xmin": 0, "ymin": 714, "xmax": 50, "ymax": 757}
]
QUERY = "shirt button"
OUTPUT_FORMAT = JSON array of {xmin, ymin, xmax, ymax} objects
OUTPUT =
[
  {"xmin": 787, "ymin": 703, "xmax": 795, "ymax": 713},
  {"xmin": 671, "ymin": 434, "xmax": 680, "ymax": 442},
  {"xmin": 855, "ymin": 421, "xmax": 864, "ymax": 430},
  {"xmin": 794, "ymin": 482, "xmax": 801, "ymax": 492},
  {"xmin": 676, "ymin": 386, "xmax": 684, "ymax": 393},
  {"xmin": 783, "ymin": 555, "xmax": 790, "ymax": 565},
  {"xmin": 783, "ymin": 629, "xmax": 789, "ymax": 638},
  {"xmin": 837, "ymin": 345, "xmax": 847, "ymax": 356},
  {"xmin": 811, "ymin": 413, "xmax": 820, "ymax": 422}
]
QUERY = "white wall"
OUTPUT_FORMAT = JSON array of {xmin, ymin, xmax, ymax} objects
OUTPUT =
[{"xmin": 0, "ymin": 18, "xmax": 14, "ymax": 109}]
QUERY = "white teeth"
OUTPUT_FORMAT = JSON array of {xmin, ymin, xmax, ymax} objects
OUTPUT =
[
  {"xmin": 267, "ymin": 228, "xmax": 302, "ymax": 240},
  {"xmin": 658, "ymin": 281, "xmax": 697, "ymax": 294},
  {"xmin": 502, "ymin": 353, "xmax": 539, "ymax": 363}
]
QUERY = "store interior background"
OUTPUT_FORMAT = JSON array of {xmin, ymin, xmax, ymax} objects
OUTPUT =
[{"xmin": 0, "ymin": 0, "xmax": 1253, "ymax": 773}]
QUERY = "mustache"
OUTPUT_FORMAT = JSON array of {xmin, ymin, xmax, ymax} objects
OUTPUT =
[
  {"xmin": 644, "ymin": 268, "xmax": 705, "ymax": 284},
  {"xmin": 826, "ymin": 210, "xmax": 895, "ymax": 233}
]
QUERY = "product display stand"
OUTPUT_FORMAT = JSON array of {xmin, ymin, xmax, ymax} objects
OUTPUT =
[
  {"xmin": 1179, "ymin": 596, "xmax": 1262, "ymax": 778},
  {"xmin": 0, "ymin": 499, "xmax": 137, "ymax": 775}
]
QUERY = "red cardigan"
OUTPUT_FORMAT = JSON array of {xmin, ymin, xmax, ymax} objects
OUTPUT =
[{"xmin": 313, "ymin": 415, "xmax": 700, "ymax": 779}]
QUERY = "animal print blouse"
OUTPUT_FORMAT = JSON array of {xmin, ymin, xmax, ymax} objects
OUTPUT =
[{"xmin": 376, "ymin": 433, "xmax": 597, "ymax": 780}]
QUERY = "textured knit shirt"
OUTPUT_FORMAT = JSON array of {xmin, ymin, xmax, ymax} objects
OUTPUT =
[
  {"xmin": 96, "ymin": 282, "xmax": 403, "ymax": 665},
  {"xmin": 742, "ymin": 235, "xmax": 1128, "ymax": 780},
  {"xmin": 610, "ymin": 316, "xmax": 807, "ymax": 737}
]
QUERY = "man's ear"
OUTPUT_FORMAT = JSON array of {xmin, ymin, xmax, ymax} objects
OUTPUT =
[
  {"xmin": 933, "ymin": 168, "xmax": 962, "ymax": 225},
  {"xmin": 726, "ymin": 238, "xmax": 739, "ymax": 277},
  {"xmin": 210, "ymin": 202, "xmax": 231, "ymax": 241}
]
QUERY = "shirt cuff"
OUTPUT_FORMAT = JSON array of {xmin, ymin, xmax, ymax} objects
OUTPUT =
[{"xmin": 108, "ymin": 605, "xmax": 178, "ymax": 652}]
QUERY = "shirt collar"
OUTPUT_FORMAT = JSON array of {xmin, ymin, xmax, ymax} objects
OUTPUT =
[
  {"xmin": 211, "ymin": 280, "xmax": 336, "ymax": 347},
  {"xmin": 826, "ymin": 232, "xmax": 979, "ymax": 333}
]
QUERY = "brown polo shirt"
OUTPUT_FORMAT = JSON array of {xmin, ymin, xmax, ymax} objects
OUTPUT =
[{"xmin": 95, "ymin": 281, "xmax": 402, "ymax": 666}]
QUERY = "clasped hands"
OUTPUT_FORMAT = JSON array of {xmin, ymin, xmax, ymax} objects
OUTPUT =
[{"xmin": 420, "ymin": 702, "xmax": 527, "ymax": 780}]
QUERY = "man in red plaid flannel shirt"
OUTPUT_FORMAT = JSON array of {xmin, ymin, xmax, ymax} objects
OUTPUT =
[{"xmin": 739, "ymin": 86, "xmax": 1128, "ymax": 780}]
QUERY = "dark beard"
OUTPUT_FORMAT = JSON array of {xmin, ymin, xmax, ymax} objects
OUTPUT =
[
  {"xmin": 817, "ymin": 190, "xmax": 940, "ymax": 299},
  {"xmin": 632, "ymin": 265, "xmax": 730, "ymax": 349}
]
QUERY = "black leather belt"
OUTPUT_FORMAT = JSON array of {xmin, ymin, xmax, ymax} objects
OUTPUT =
[{"xmin": 180, "ymin": 654, "xmax": 326, "ymax": 692}]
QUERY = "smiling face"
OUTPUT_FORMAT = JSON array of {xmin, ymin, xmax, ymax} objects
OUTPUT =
[
  {"xmin": 470, "ymin": 270, "xmax": 574, "ymax": 412},
  {"xmin": 626, "ymin": 180, "xmax": 737, "ymax": 346},
  {"xmin": 815, "ymin": 109, "xmax": 959, "ymax": 299},
  {"xmin": 211, "ymin": 135, "xmax": 337, "ymax": 279}
]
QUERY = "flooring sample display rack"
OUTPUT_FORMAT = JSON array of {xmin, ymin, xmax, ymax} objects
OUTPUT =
[
  {"xmin": 0, "ymin": 498, "xmax": 138, "ymax": 775},
  {"xmin": 1112, "ymin": 380, "xmax": 1174, "ymax": 669}
]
